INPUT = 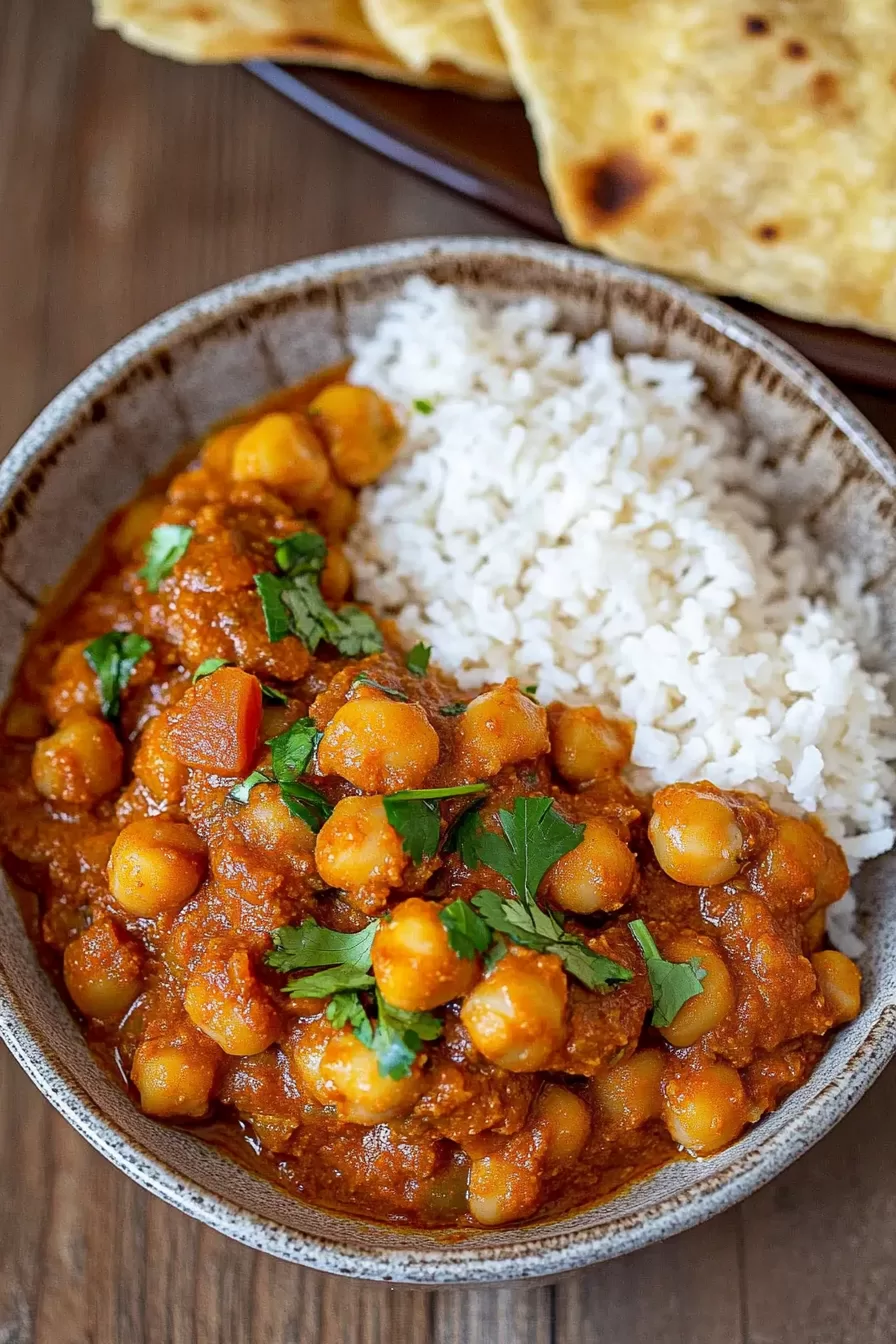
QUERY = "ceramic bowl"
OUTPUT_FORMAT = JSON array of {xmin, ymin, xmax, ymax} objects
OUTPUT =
[{"xmin": 1, "ymin": 238, "xmax": 895, "ymax": 1285}]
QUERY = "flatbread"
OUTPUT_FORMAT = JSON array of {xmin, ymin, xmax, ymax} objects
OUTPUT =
[
  {"xmin": 94, "ymin": 0, "xmax": 510, "ymax": 93},
  {"xmin": 361, "ymin": 0, "xmax": 509, "ymax": 83},
  {"xmin": 485, "ymin": 0, "xmax": 896, "ymax": 336}
]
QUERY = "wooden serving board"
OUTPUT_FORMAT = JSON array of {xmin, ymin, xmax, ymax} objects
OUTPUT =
[{"xmin": 249, "ymin": 60, "xmax": 896, "ymax": 391}]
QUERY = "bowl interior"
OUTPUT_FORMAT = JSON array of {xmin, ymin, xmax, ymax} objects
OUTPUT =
[{"xmin": 1, "ymin": 239, "xmax": 895, "ymax": 1283}]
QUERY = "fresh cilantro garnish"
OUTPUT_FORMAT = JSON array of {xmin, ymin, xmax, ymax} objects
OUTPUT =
[
  {"xmin": 138, "ymin": 524, "xmax": 193, "ymax": 592},
  {"xmin": 473, "ymin": 796, "xmax": 585, "ymax": 903},
  {"xmin": 255, "ymin": 532, "xmax": 383, "ymax": 656},
  {"xmin": 327, "ymin": 991, "xmax": 374, "ymax": 1043},
  {"xmin": 439, "ymin": 899, "xmax": 491, "ymax": 960},
  {"xmin": 413, "ymin": 398, "xmax": 434, "ymax": 414},
  {"xmin": 254, "ymin": 572, "xmax": 293, "ymax": 643},
  {"xmin": 439, "ymin": 702, "xmax": 468, "ymax": 716},
  {"xmin": 371, "ymin": 990, "xmax": 442, "ymax": 1080},
  {"xmin": 353, "ymin": 673, "xmax": 408, "ymax": 700},
  {"xmin": 443, "ymin": 802, "xmax": 484, "ymax": 864},
  {"xmin": 283, "ymin": 965, "xmax": 375, "ymax": 999},
  {"xmin": 267, "ymin": 918, "xmax": 377, "ymax": 973},
  {"xmin": 84, "ymin": 631, "xmax": 152, "ymax": 720},
  {"xmin": 268, "ymin": 717, "xmax": 321, "ymax": 780},
  {"xmin": 523, "ymin": 684, "xmax": 539, "ymax": 700},
  {"xmin": 228, "ymin": 769, "xmax": 269, "ymax": 804},
  {"xmin": 472, "ymin": 889, "xmax": 632, "ymax": 992},
  {"xmin": 261, "ymin": 683, "xmax": 289, "ymax": 705},
  {"xmin": 193, "ymin": 657, "xmax": 232, "ymax": 682},
  {"xmin": 406, "ymin": 643, "xmax": 431, "ymax": 676},
  {"xmin": 270, "ymin": 531, "xmax": 327, "ymax": 577},
  {"xmin": 629, "ymin": 919, "xmax": 706, "ymax": 1027},
  {"xmin": 279, "ymin": 780, "xmax": 332, "ymax": 831},
  {"xmin": 383, "ymin": 784, "xmax": 488, "ymax": 865}
]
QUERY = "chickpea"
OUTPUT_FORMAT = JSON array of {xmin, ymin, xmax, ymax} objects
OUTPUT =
[
  {"xmin": 313, "ymin": 483, "xmax": 357, "ymax": 540},
  {"xmin": 201, "ymin": 423, "xmax": 245, "ymax": 476},
  {"xmin": 32, "ymin": 710, "xmax": 124, "ymax": 806},
  {"xmin": 109, "ymin": 818, "xmax": 207, "ymax": 917},
  {"xmin": 456, "ymin": 682, "xmax": 549, "ymax": 779},
  {"xmin": 319, "ymin": 1028, "xmax": 423, "ymax": 1125},
  {"xmin": 320, "ymin": 545, "xmax": 352, "ymax": 604},
  {"xmin": 314, "ymin": 795, "xmax": 407, "ymax": 901},
  {"xmin": 467, "ymin": 1153, "xmax": 540, "ymax": 1227},
  {"xmin": 236, "ymin": 782, "xmax": 315, "ymax": 854},
  {"xmin": 132, "ymin": 712, "xmax": 188, "ymax": 805},
  {"xmin": 110, "ymin": 495, "xmax": 166, "ymax": 561},
  {"xmin": 184, "ymin": 943, "xmax": 281, "ymax": 1056},
  {"xmin": 764, "ymin": 817, "xmax": 849, "ymax": 911},
  {"xmin": 649, "ymin": 784, "xmax": 744, "ymax": 886},
  {"xmin": 317, "ymin": 697, "xmax": 439, "ymax": 793},
  {"xmin": 545, "ymin": 817, "xmax": 635, "ymax": 914},
  {"xmin": 812, "ymin": 950, "xmax": 862, "ymax": 1026},
  {"xmin": 309, "ymin": 383, "xmax": 401, "ymax": 487},
  {"xmin": 371, "ymin": 897, "xmax": 478, "ymax": 1011},
  {"xmin": 551, "ymin": 706, "xmax": 632, "ymax": 784},
  {"xmin": 662, "ymin": 1062, "xmax": 748, "ymax": 1155},
  {"xmin": 131, "ymin": 1034, "xmax": 218, "ymax": 1118},
  {"xmin": 231, "ymin": 412, "xmax": 332, "ymax": 506},
  {"xmin": 46, "ymin": 640, "xmax": 101, "ymax": 721},
  {"xmin": 63, "ymin": 918, "xmax": 143, "ymax": 1020},
  {"xmin": 593, "ymin": 1050, "xmax": 664, "ymax": 1130},
  {"xmin": 287, "ymin": 1016, "xmax": 338, "ymax": 1105},
  {"xmin": 460, "ymin": 947, "xmax": 567, "ymax": 1072},
  {"xmin": 659, "ymin": 937, "xmax": 735, "ymax": 1048},
  {"xmin": 533, "ymin": 1084, "xmax": 590, "ymax": 1166}
]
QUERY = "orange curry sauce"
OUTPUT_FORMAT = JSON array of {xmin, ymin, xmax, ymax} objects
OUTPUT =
[{"xmin": 0, "ymin": 371, "xmax": 861, "ymax": 1228}]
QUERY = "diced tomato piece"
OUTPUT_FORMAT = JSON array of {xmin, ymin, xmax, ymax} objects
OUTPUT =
[{"xmin": 167, "ymin": 668, "xmax": 262, "ymax": 775}]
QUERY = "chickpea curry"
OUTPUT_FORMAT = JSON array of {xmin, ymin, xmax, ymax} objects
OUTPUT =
[{"xmin": 0, "ymin": 374, "xmax": 862, "ymax": 1229}]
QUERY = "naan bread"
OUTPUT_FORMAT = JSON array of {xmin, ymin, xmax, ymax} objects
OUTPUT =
[
  {"xmin": 361, "ymin": 0, "xmax": 509, "ymax": 83},
  {"xmin": 94, "ymin": 0, "xmax": 508, "ymax": 93},
  {"xmin": 486, "ymin": 0, "xmax": 896, "ymax": 336}
]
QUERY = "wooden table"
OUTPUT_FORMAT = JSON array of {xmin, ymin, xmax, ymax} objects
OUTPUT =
[{"xmin": 3, "ymin": 5, "xmax": 896, "ymax": 1341}]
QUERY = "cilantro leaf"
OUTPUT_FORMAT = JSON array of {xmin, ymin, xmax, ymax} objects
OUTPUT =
[
  {"xmin": 629, "ymin": 919, "xmax": 706, "ymax": 1027},
  {"xmin": 138, "ymin": 524, "xmax": 193, "ymax": 592},
  {"xmin": 229, "ymin": 769, "xmax": 270, "ymax": 804},
  {"xmin": 471, "ymin": 889, "xmax": 633, "ymax": 992},
  {"xmin": 371, "ymin": 990, "xmax": 442, "ymax": 1080},
  {"xmin": 439, "ymin": 899, "xmax": 491, "ymax": 959},
  {"xmin": 383, "ymin": 797, "xmax": 440, "ymax": 864},
  {"xmin": 84, "ymin": 631, "xmax": 152, "ymax": 720},
  {"xmin": 266, "ymin": 917, "xmax": 377, "ymax": 973},
  {"xmin": 254, "ymin": 572, "xmax": 293, "ymax": 643},
  {"xmin": 353, "ymin": 673, "xmax": 408, "ymax": 700},
  {"xmin": 268, "ymin": 717, "xmax": 321, "ymax": 781},
  {"xmin": 261, "ymin": 683, "xmax": 289, "ymax": 705},
  {"xmin": 326, "ymin": 605, "xmax": 384, "ymax": 658},
  {"xmin": 406, "ymin": 643, "xmax": 431, "ymax": 676},
  {"xmin": 327, "ymin": 991, "xmax": 374, "ymax": 1045},
  {"xmin": 413, "ymin": 398, "xmax": 434, "ymax": 414},
  {"xmin": 439, "ymin": 702, "xmax": 468, "ymax": 717},
  {"xmin": 193, "ymin": 658, "xmax": 232, "ymax": 682},
  {"xmin": 279, "ymin": 780, "xmax": 332, "ymax": 831},
  {"xmin": 446, "ymin": 804, "xmax": 485, "ymax": 867},
  {"xmin": 383, "ymin": 784, "xmax": 488, "ymax": 865},
  {"xmin": 280, "ymin": 579, "xmax": 383, "ymax": 657},
  {"xmin": 283, "ymin": 964, "xmax": 375, "ymax": 999},
  {"xmin": 271, "ymin": 530, "xmax": 327, "ymax": 578},
  {"xmin": 473, "ymin": 796, "xmax": 585, "ymax": 903}
]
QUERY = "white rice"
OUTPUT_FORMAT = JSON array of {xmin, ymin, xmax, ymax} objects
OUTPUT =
[{"xmin": 346, "ymin": 278, "xmax": 896, "ymax": 883}]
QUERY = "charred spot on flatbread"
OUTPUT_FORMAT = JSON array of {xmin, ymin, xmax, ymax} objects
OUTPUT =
[
  {"xmin": 810, "ymin": 70, "xmax": 839, "ymax": 106},
  {"xmin": 650, "ymin": 112, "xmax": 668, "ymax": 132},
  {"xmin": 784, "ymin": 39, "xmax": 808, "ymax": 60},
  {"xmin": 743, "ymin": 14, "xmax": 770, "ymax": 36},
  {"xmin": 572, "ymin": 152, "xmax": 657, "ymax": 227},
  {"xmin": 755, "ymin": 222, "xmax": 780, "ymax": 242}
]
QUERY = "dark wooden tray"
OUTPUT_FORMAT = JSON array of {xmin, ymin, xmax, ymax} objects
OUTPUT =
[{"xmin": 249, "ymin": 61, "xmax": 896, "ymax": 390}]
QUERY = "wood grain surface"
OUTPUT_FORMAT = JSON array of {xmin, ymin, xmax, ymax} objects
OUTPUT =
[{"xmin": 1, "ymin": 4, "xmax": 895, "ymax": 1342}]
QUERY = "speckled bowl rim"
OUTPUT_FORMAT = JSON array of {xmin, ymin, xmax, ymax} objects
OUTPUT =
[{"xmin": 2, "ymin": 237, "xmax": 896, "ymax": 1285}]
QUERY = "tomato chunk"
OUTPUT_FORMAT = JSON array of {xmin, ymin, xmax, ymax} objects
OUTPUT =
[{"xmin": 167, "ymin": 668, "xmax": 262, "ymax": 775}]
